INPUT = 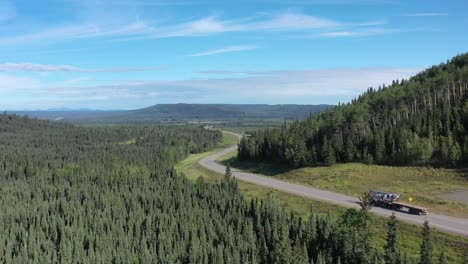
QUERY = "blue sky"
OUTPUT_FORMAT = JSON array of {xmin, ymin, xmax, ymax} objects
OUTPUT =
[{"xmin": 0, "ymin": 0, "xmax": 467, "ymax": 110}]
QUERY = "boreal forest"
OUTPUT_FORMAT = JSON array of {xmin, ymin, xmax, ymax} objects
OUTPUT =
[
  {"xmin": 0, "ymin": 114, "xmax": 443, "ymax": 263},
  {"xmin": 238, "ymin": 53, "xmax": 468, "ymax": 168}
]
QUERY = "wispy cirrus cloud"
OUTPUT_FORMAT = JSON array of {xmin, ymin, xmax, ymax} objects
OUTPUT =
[
  {"xmin": 0, "ymin": 63, "xmax": 165, "ymax": 73},
  {"xmin": 354, "ymin": 19, "xmax": 388, "ymax": 26},
  {"xmin": 198, "ymin": 70, "xmax": 246, "ymax": 75},
  {"xmin": 0, "ymin": 9, "xmax": 393, "ymax": 45},
  {"xmin": 1, "ymin": 12, "xmax": 356, "ymax": 46},
  {"xmin": 318, "ymin": 28, "xmax": 401, "ymax": 38},
  {"xmin": 135, "ymin": 12, "xmax": 341, "ymax": 39},
  {"xmin": 406, "ymin": 13, "xmax": 448, "ymax": 17},
  {"xmin": 159, "ymin": 16, "xmax": 235, "ymax": 37},
  {"xmin": 187, "ymin": 45, "xmax": 257, "ymax": 57},
  {"xmin": 260, "ymin": 0, "xmax": 398, "ymax": 5},
  {"xmin": 0, "ymin": 21, "xmax": 154, "ymax": 46},
  {"xmin": 252, "ymin": 12, "xmax": 339, "ymax": 30}
]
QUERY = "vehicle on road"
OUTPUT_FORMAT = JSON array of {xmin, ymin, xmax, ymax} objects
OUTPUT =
[{"xmin": 370, "ymin": 190, "xmax": 428, "ymax": 215}]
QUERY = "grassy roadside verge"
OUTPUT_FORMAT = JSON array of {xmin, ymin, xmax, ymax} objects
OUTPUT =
[
  {"xmin": 174, "ymin": 131, "xmax": 238, "ymax": 181},
  {"xmin": 219, "ymin": 151, "xmax": 468, "ymax": 219},
  {"xmin": 175, "ymin": 132, "xmax": 468, "ymax": 263}
]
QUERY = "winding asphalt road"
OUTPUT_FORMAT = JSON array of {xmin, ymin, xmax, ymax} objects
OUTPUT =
[{"xmin": 200, "ymin": 131, "xmax": 468, "ymax": 237}]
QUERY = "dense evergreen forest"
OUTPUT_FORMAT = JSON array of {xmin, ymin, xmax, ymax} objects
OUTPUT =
[
  {"xmin": 0, "ymin": 114, "xmax": 444, "ymax": 263},
  {"xmin": 238, "ymin": 53, "xmax": 468, "ymax": 168}
]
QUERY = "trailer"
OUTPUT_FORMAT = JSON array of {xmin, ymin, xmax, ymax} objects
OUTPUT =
[
  {"xmin": 391, "ymin": 201, "xmax": 428, "ymax": 215},
  {"xmin": 369, "ymin": 190, "xmax": 428, "ymax": 215}
]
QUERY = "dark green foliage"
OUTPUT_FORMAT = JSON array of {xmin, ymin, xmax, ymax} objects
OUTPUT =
[
  {"xmin": 439, "ymin": 251, "xmax": 447, "ymax": 264},
  {"xmin": 238, "ymin": 53, "xmax": 468, "ymax": 168},
  {"xmin": 337, "ymin": 209, "xmax": 373, "ymax": 264},
  {"xmin": 0, "ymin": 114, "xmax": 438, "ymax": 263},
  {"xmin": 359, "ymin": 191, "xmax": 373, "ymax": 212},
  {"xmin": 420, "ymin": 221, "xmax": 434, "ymax": 264},
  {"xmin": 384, "ymin": 213, "xmax": 401, "ymax": 264},
  {"xmin": 225, "ymin": 162, "xmax": 232, "ymax": 178}
]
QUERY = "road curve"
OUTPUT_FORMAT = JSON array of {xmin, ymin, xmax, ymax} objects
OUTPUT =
[{"xmin": 200, "ymin": 131, "xmax": 468, "ymax": 237}]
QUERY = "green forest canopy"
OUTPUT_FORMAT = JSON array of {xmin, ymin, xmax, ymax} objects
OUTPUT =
[{"xmin": 0, "ymin": 114, "xmax": 447, "ymax": 263}]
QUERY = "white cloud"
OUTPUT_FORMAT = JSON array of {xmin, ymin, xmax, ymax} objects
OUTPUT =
[
  {"xmin": 187, "ymin": 45, "xmax": 257, "ymax": 57},
  {"xmin": 148, "ymin": 16, "xmax": 238, "ymax": 38},
  {"xmin": 0, "ymin": 67, "xmax": 422, "ymax": 109},
  {"xmin": 150, "ymin": 12, "xmax": 341, "ymax": 39},
  {"xmin": 320, "ymin": 31, "xmax": 360, "ymax": 37},
  {"xmin": 181, "ymin": 16, "xmax": 230, "ymax": 34},
  {"xmin": 0, "ymin": 21, "xmax": 154, "ymax": 45},
  {"xmin": 157, "ymin": 68, "xmax": 420, "ymax": 97},
  {"xmin": 198, "ymin": 70, "xmax": 246, "ymax": 75},
  {"xmin": 0, "ymin": 9, "xmax": 390, "ymax": 45},
  {"xmin": 406, "ymin": 13, "xmax": 448, "ymax": 17},
  {"xmin": 354, "ymin": 20, "xmax": 388, "ymax": 26},
  {"xmin": 318, "ymin": 28, "xmax": 400, "ymax": 38},
  {"xmin": 0, "ymin": 75, "xmax": 40, "ymax": 90},
  {"xmin": 0, "ymin": 63, "xmax": 165, "ymax": 72},
  {"xmin": 0, "ymin": 24, "xmax": 96, "ymax": 45},
  {"xmin": 148, "ymin": 92, "xmax": 161, "ymax": 97},
  {"xmin": 253, "ymin": 13, "xmax": 339, "ymax": 30},
  {"xmin": 46, "ymin": 67, "xmax": 420, "ymax": 100}
]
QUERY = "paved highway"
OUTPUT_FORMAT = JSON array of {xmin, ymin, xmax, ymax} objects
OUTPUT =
[{"xmin": 199, "ymin": 131, "xmax": 468, "ymax": 237}]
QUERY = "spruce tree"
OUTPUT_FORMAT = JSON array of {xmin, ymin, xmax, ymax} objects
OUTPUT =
[
  {"xmin": 292, "ymin": 239, "xmax": 309, "ymax": 264},
  {"xmin": 225, "ymin": 163, "xmax": 232, "ymax": 179},
  {"xmin": 316, "ymin": 251, "xmax": 325, "ymax": 264},
  {"xmin": 322, "ymin": 137, "xmax": 336, "ymax": 166},
  {"xmin": 438, "ymin": 251, "xmax": 447, "ymax": 264},
  {"xmin": 373, "ymin": 254, "xmax": 380, "ymax": 264},
  {"xmin": 384, "ymin": 213, "xmax": 401, "ymax": 264},
  {"xmin": 359, "ymin": 191, "xmax": 373, "ymax": 212},
  {"xmin": 420, "ymin": 221, "xmax": 433, "ymax": 264}
]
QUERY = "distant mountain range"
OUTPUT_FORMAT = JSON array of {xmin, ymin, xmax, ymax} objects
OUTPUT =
[
  {"xmin": 125, "ymin": 104, "xmax": 332, "ymax": 120},
  {"xmin": 46, "ymin": 107, "xmax": 103, "ymax": 112},
  {"xmin": 6, "ymin": 103, "xmax": 333, "ymax": 124}
]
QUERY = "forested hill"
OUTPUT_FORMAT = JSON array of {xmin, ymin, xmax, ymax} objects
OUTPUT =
[
  {"xmin": 130, "ymin": 103, "xmax": 332, "ymax": 120},
  {"xmin": 238, "ymin": 53, "xmax": 468, "ymax": 168},
  {"xmin": 81, "ymin": 103, "xmax": 332, "ymax": 123},
  {"xmin": 9, "ymin": 104, "xmax": 331, "ymax": 124}
]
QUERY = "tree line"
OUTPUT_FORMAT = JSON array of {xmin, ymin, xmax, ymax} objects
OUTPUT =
[{"xmin": 238, "ymin": 53, "xmax": 468, "ymax": 168}]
